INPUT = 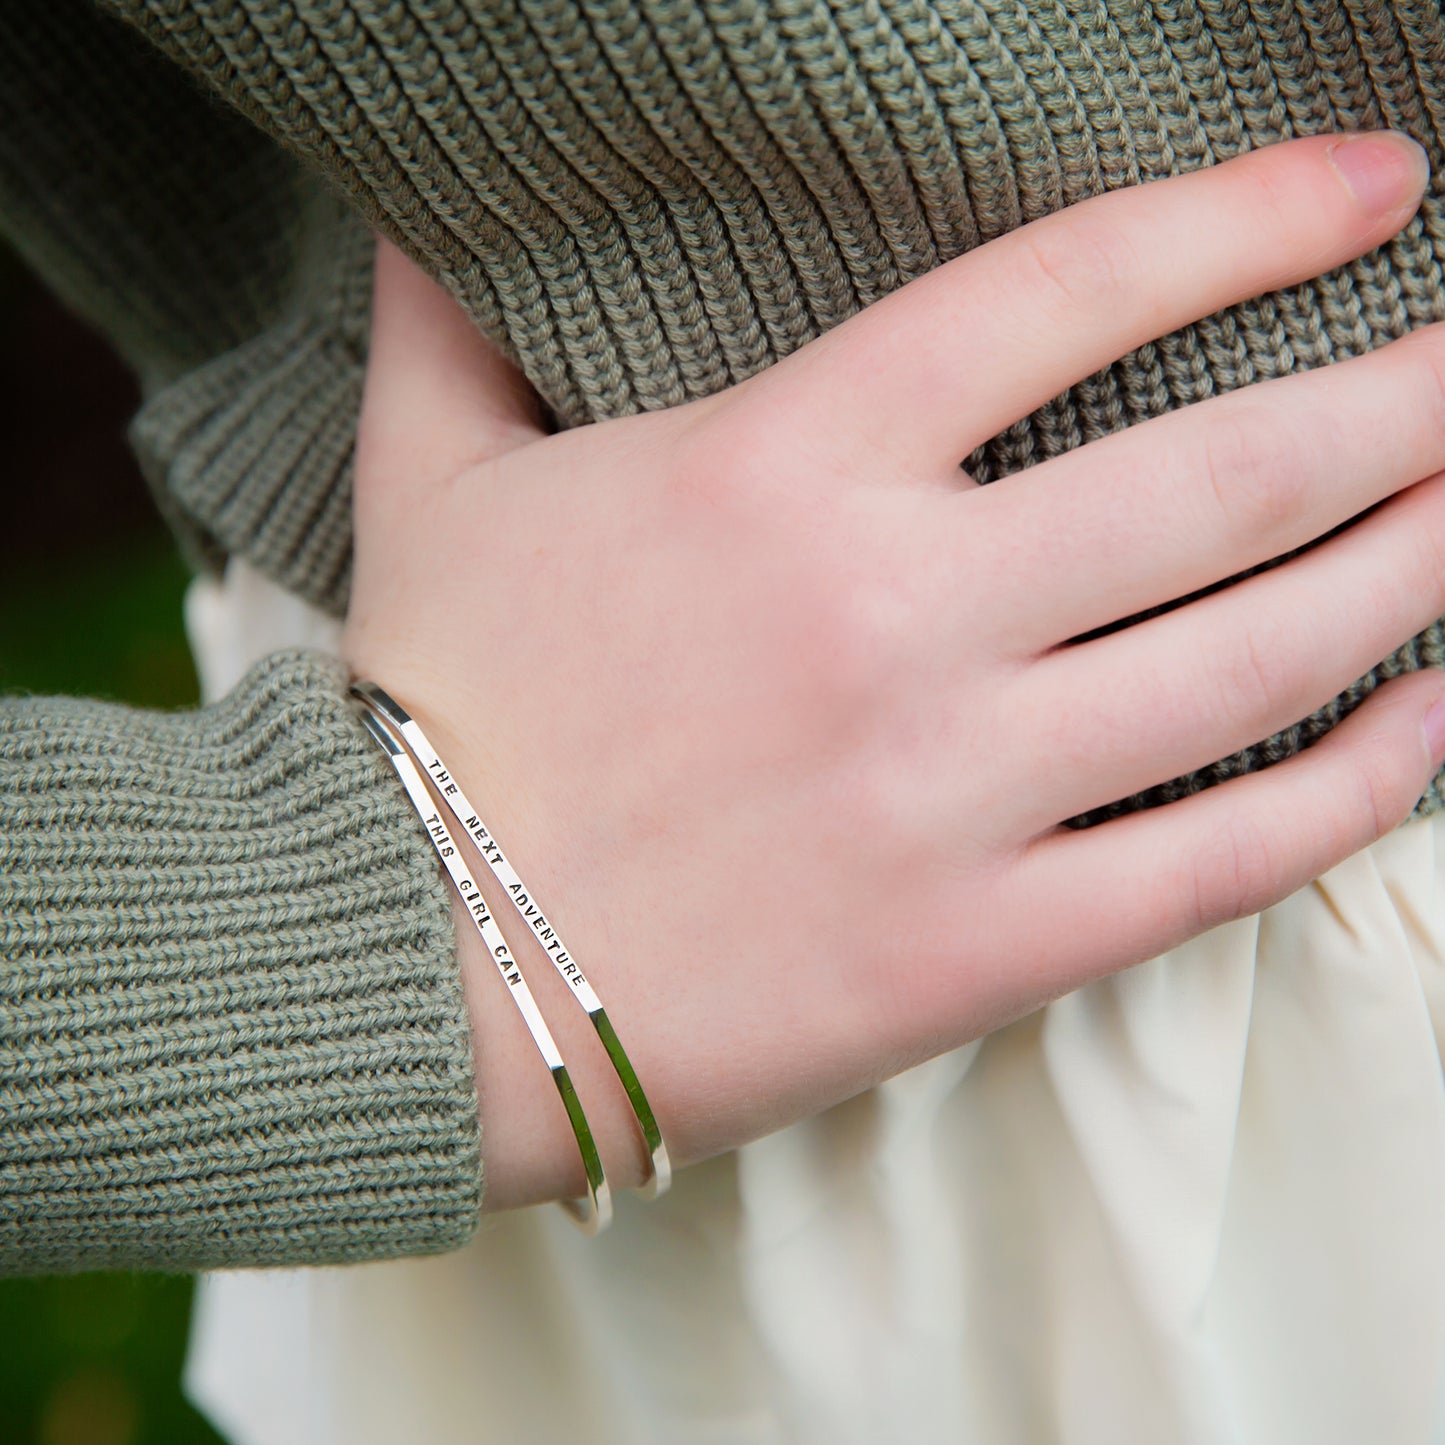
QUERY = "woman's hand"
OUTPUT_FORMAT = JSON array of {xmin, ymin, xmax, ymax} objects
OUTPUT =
[{"xmin": 345, "ymin": 131, "xmax": 1445, "ymax": 1210}]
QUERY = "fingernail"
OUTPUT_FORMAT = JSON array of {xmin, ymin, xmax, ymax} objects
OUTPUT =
[
  {"xmin": 1424, "ymin": 694, "xmax": 1445, "ymax": 767},
  {"xmin": 1327, "ymin": 131, "xmax": 1430, "ymax": 211}
]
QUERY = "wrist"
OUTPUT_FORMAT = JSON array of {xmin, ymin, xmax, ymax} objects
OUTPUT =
[
  {"xmin": 451, "ymin": 845, "xmax": 655, "ymax": 1214},
  {"xmin": 341, "ymin": 666, "xmax": 673, "ymax": 1219}
]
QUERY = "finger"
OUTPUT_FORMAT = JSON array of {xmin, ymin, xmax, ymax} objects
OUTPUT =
[
  {"xmin": 970, "ymin": 321, "xmax": 1445, "ymax": 653},
  {"xmin": 1006, "ymin": 470, "xmax": 1445, "ymax": 827},
  {"xmin": 756, "ymin": 131, "xmax": 1429, "ymax": 478},
  {"xmin": 357, "ymin": 237, "xmax": 546, "ymax": 497},
  {"xmin": 999, "ymin": 667, "xmax": 1445, "ymax": 1005}
]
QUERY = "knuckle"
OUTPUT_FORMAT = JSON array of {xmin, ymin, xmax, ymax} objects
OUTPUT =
[
  {"xmin": 1184, "ymin": 811, "xmax": 1278, "ymax": 932},
  {"xmin": 811, "ymin": 570, "xmax": 914, "ymax": 701},
  {"xmin": 1016, "ymin": 214, "xmax": 1136, "ymax": 319},
  {"xmin": 1347, "ymin": 735, "xmax": 1411, "ymax": 845},
  {"xmin": 831, "ymin": 751, "xmax": 918, "ymax": 857},
  {"xmin": 1210, "ymin": 616, "xmax": 1290, "ymax": 728},
  {"xmin": 1196, "ymin": 405, "xmax": 1311, "ymax": 539},
  {"xmin": 663, "ymin": 402, "xmax": 758, "ymax": 505}
]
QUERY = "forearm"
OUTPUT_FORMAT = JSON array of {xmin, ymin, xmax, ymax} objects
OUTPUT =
[{"xmin": 0, "ymin": 650, "xmax": 482, "ymax": 1275}]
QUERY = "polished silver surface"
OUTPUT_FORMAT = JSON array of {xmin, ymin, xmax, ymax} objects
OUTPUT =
[
  {"xmin": 353, "ymin": 681, "xmax": 672, "ymax": 1200},
  {"xmin": 357, "ymin": 705, "xmax": 611, "ymax": 1234}
]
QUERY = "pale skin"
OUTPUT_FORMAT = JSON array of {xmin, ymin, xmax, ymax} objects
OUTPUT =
[{"xmin": 344, "ymin": 129, "xmax": 1445, "ymax": 1212}]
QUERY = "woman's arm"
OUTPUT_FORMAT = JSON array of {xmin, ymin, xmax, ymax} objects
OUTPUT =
[
  {"xmin": 343, "ymin": 133, "xmax": 1445, "ymax": 1210},
  {"xmin": 5, "ymin": 129, "xmax": 1442, "ymax": 1274},
  {"xmin": 0, "ymin": 653, "xmax": 482, "ymax": 1275}
]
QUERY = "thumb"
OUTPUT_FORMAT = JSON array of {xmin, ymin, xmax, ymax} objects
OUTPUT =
[{"xmin": 356, "ymin": 237, "xmax": 547, "ymax": 502}]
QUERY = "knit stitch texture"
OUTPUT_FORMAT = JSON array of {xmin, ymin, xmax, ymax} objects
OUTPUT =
[
  {"xmin": 0, "ymin": 653, "xmax": 482, "ymax": 1275},
  {"xmin": 4, "ymin": 0, "xmax": 1445, "ymax": 1274},
  {"xmin": 73, "ymin": 0, "xmax": 1445, "ymax": 821}
]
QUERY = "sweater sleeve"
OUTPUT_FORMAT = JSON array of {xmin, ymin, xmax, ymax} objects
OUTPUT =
[
  {"xmin": 0, "ymin": 0, "xmax": 377, "ymax": 618},
  {"xmin": 0, "ymin": 649, "xmax": 483, "ymax": 1277}
]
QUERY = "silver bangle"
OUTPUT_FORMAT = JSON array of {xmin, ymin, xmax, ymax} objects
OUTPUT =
[
  {"xmin": 356, "ymin": 704, "xmax": 612, "ymax": 1234},
  {"xmin": 353, "ymin": 681, "xmax": 672, "ymax": 1200}
]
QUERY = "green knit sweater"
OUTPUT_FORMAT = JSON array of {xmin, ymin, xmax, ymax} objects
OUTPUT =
[{"xmin": 3, "ymin": 0, "xmax": 1445, "ymax": 1275}]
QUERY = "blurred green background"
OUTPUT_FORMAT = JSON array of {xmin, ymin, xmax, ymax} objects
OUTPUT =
[{"xmin": 0, "ymin": 242, "xmax": 224, "ymax": 1445}]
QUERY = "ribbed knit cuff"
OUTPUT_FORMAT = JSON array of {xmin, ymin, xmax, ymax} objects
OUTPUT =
[
  {"xmin": 129, "ymin": 198, "xmax": 374, "ymax": 620},
  {"xmin": 131, "ymin": 309, "xmax": 363, "ymax": 618},
  {"xmin": 0, "ymin": 650, "xmax": 481, "ymax": 1276}
]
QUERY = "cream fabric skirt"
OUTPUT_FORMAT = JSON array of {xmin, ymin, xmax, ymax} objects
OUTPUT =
[{"xmin": 184, "ymin": 561, "xmax": 1445, "ymax": 1445}]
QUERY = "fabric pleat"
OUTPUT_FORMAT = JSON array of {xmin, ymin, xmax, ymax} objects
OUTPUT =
[{"xmin": 187, "ymin": 777, "xmax": 1445, "ymax": 1443}]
